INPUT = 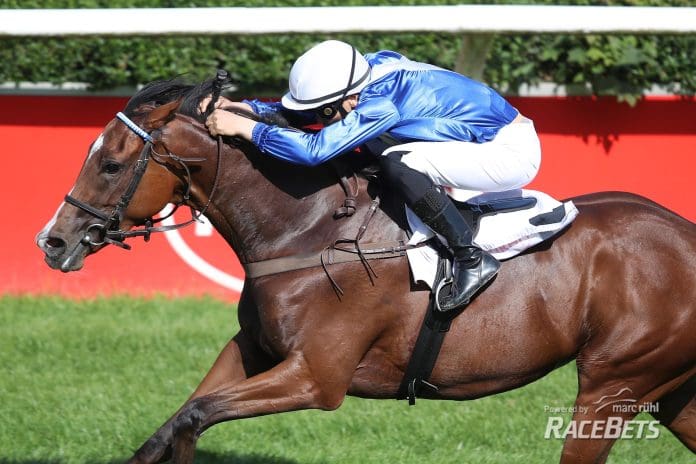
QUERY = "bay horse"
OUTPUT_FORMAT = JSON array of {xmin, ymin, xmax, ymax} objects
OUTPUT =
[{"xmin": 36, "ymin": 78, "xmax": 695, "ymax": 464}]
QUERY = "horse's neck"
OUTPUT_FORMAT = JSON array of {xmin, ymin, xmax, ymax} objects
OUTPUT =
[{"xmin": 202, "ymin": 144, "xmax": 401, "ymax": 264}]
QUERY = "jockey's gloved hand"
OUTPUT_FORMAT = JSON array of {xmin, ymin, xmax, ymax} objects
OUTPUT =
[{"xmin": 198, "ymin": 95, "xmax": 239, "ymax": 114}]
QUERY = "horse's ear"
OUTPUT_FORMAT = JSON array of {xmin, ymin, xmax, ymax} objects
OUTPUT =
[{"xmin": 143, "ymin": 100, "xmax": 180, "ymax": 131}]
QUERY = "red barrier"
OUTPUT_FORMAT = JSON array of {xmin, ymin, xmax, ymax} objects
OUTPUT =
[{"xmin": 2, "ymin": 95, "xmax": 694, "ymax": 300}]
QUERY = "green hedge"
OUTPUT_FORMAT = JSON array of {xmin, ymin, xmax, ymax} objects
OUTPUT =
[{"xmin": 2, "ymin": 0, "xmax": 695, "ymax": 103}]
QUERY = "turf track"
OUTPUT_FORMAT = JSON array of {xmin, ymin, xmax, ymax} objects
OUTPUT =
[{"xmin": 0, "ymin": 296, "xmax": 691, "ymax": 463}]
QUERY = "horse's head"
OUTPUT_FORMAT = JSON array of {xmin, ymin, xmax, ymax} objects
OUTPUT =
[{"xmin": 35, "ymin": 97, "xmax": 196, "ymax": 272}]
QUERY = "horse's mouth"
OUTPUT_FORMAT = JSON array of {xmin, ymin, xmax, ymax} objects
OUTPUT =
[
  {"xmin": 42, "ymin": 251, "xmax": 84, "ymax": 273},
  {"xmin": 37, "ymin": 235, "xmax": 87, "ymax": 272}
]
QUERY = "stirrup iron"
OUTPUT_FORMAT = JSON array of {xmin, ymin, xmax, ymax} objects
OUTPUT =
[{"xmin": 434, "ymin": 258, "xmax": 453, "ymax": 312}]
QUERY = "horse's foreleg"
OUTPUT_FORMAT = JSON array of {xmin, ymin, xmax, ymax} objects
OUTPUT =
[
  {"xmin": 169, "ymin": 351, "xmax": 348, "ymax": 464},
  {"xmin": 127, "ymin": 331, "xmax": 276, "ymax": 464}
]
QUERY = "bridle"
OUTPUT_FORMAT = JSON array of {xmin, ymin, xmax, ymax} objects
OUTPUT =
[
  {"xmin": 63, "ymin": 71, "xmax": 236, "ymax": 258},
  {"xmin": 64, "ymin": 110, "xmax": 222, "ymax": 252}
]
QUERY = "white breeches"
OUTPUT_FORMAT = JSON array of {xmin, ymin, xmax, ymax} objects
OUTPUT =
[{"xmin": 382, "ymin": 118, "xmax": 541, "ymax": 196}]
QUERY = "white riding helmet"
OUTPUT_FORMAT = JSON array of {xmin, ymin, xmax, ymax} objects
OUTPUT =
[{"xmin": 281, "ymin": 40, "xmax": 371, "ymax": 111}]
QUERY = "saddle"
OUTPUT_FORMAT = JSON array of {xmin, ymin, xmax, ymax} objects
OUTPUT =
[{"xmin": 455, "ymin": 195, "xmax": 538, "ymax": 232}]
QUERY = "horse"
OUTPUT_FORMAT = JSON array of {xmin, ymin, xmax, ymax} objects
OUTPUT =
[{"xmin": 36, "ymin": 77, "xmax": 695, "ymax": 464}]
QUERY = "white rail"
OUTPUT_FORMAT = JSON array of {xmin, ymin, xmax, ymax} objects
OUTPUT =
[{"xmin": 1, "ymin": 5, "xmax": 695, "ymax": 37}]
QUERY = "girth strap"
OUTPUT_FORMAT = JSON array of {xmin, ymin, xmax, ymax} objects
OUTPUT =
[{"xmin": 397, "ymin": 251, "xmax": 465, "ymax": 405}]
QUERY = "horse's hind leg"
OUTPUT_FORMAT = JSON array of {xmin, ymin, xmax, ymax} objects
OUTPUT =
[
  {"xmin": 127, "ymin": 331, "xmax": 276, "ymax": 464},
  {"xmin": 651, "ymin": 375, "xmax": 696, "ymax": 452},
  {"xmin": 559, "ymin": 384, "xmax": 640, "ymax": 464},
  {"xmin": 559, "ymin": 368, "xmax": 695, "ymax": 463}
]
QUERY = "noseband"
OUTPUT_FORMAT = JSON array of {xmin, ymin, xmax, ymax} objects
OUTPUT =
[{"xmin": 64, "ymin": 111, "xmax": 219, "ymax": 251}]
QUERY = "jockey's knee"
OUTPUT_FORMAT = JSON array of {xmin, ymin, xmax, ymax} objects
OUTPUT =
[{"xmin": 378, "ymin": 151, "xmax": 437, "ymax": 205}]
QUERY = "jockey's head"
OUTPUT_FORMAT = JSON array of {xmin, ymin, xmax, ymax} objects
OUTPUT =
[{"xmin": 281, "ymin": 40, "xmax": 370, "ymax": 125}]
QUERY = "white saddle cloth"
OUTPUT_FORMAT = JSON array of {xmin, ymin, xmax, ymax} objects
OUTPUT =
[{"xmin": 406, "ymin": 189, "xmax": 579, "ymax": 288}]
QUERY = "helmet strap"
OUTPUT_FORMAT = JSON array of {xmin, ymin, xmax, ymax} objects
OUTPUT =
[
  {"xmin": 337, "ymin": 102, "xmax": 350, "ymax": 119},
  {"xmin": 314, "ymin": 47, "xmax": 358, "ymax": 123},
  {"xmin": 331, "ymin": 46, "xmax": 357, "ymax": 121},
  {"xmin": 340, "ymin": 46, "xmax": 358, "ymax": 103}
]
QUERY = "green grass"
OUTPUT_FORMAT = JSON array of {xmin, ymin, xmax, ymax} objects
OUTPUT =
[{"xmin": 0, "ymin": 295, "xmax": 691, "ymax": 464}]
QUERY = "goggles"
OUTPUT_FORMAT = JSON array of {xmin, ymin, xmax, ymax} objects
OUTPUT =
[{"xmin": 315, "ymin": 100, "xmax": 344, "ymax": 123}]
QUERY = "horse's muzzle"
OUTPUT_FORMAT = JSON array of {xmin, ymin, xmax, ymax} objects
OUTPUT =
[{"xmin": 36, "ymin": 232, "xmax": 86, "ymax": 272}]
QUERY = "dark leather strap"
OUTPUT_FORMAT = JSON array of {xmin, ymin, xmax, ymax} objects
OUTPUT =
[
  {"xmin": 64, "ymin": 194, "xmax": 110, "ymax": 221},
  {"xmin": 330, "ymin": 160, "xmax": 359, "ymax": 218},
  {"xmin": 397, "ymin": 251, "xmax": 464, "ymax": 405}
]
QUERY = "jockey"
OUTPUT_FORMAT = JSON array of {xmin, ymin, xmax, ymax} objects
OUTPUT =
[{"xmin": 201, "ymin": 39, "xmax": 541, "ymax": 311}]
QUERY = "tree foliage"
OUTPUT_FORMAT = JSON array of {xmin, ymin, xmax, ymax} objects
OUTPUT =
[{"xmin": 1, "ymin": 0, "xmax": 694, "ymax": 102}]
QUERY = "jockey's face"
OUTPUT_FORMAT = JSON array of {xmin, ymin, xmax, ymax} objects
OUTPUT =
[{"xmin": 316, "ymin": 95, "xmax": 359, "ymax": 126}]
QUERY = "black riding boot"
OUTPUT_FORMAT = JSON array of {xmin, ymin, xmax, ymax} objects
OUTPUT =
[{"xmin": 411, "ymin": 186, "xmax": 501, "ymax": 311}]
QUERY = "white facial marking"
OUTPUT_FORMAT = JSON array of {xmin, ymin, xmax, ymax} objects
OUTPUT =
[
  {"xmin": 38, "ymin": 132, "xmax": 103, "ymax": 245},
  {"xmin": 36, "ymin": 202, "xmax": 63, "ymax": 245},
  {"xmin": 88, "ymin": 133, "xmax": 104, "ymax": 161}
]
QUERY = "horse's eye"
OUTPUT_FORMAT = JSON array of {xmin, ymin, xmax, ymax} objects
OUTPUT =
[{"xmin": 102, "ymin": 161, "xmax": 122, "ymax": 175}]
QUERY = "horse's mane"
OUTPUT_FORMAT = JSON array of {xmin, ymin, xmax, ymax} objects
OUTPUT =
[{"xmin": 122, "ymin": 75, "xmax": 289, "ymax": 127}]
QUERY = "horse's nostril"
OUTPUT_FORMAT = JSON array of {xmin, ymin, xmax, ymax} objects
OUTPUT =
[
  {"xmin": 46, "ymin": 237, "xmax": 65, "ymax": 248},
  {"xmin": 44, "ymin": 237, "xmax": 67, "ymax": 257}
]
